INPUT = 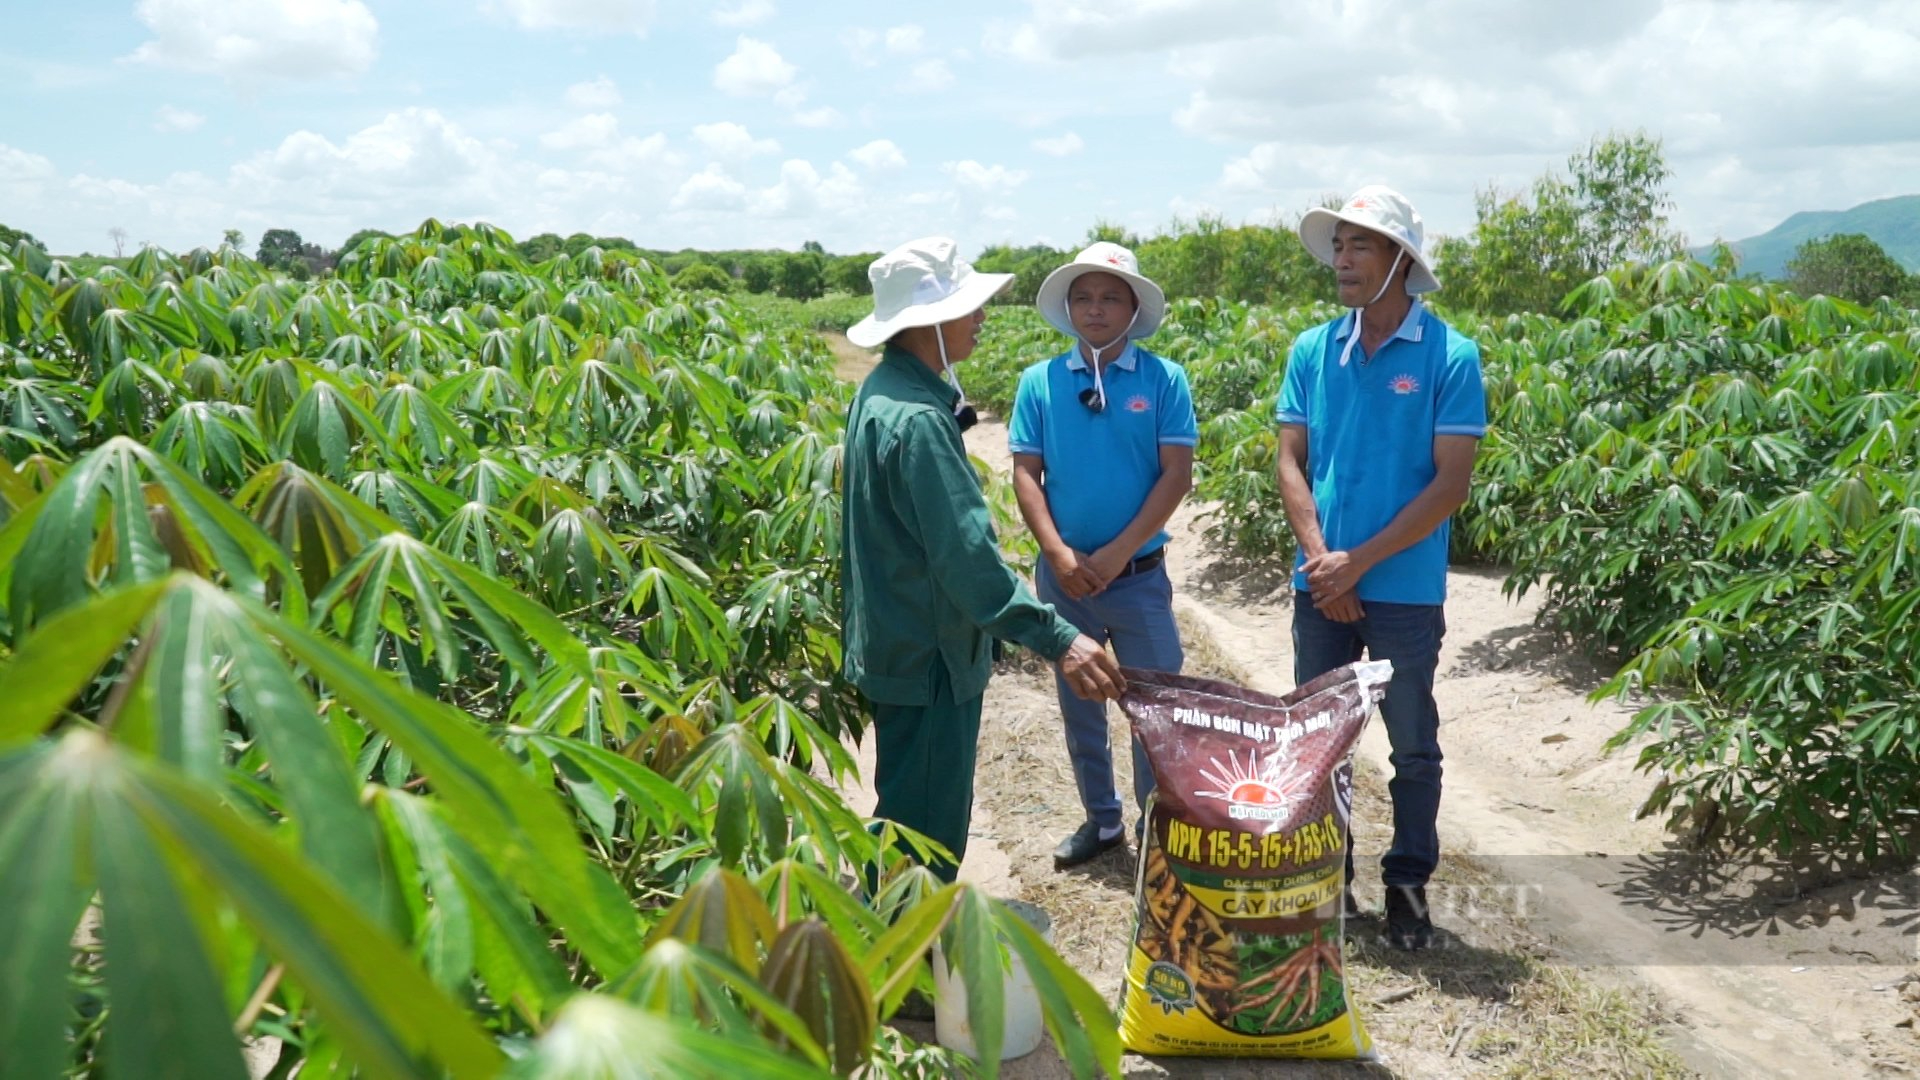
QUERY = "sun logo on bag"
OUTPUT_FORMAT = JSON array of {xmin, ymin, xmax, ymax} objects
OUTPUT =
[
  {"xmin": 1196, "ymin": 751, "xmax": 1307, "ymax": 822},
  {"xmin": 1389, "ymin": 373, "xmax": 1420, "ymax": 395},
  {"xmin": 1126, "ymin": 394, "xmax": 1151, "ymax": 413}
]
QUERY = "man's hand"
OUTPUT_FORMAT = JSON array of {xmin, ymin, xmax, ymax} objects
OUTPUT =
[
  {"xmin": 1304, "ymin": 550, "xmax": 1369, "ymax": 601},
  {"xmin": 1084, "ymin": 543, "xmax": 1132, "ymax": 593},
  {"xmin": 1058, "ymin": 634, "xmax": 1126, "ymax": 700},
  {"xmin": 1314, "ymin": 589, "xmax": 1365, "ymax": 624},
  {"xmin": 1044, "ymin": 545, "xmax": 1103, "ymax": 600}
]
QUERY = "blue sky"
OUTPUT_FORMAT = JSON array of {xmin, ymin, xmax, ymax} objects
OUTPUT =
[{"xmin": 3, "ymin": 1, "xmax": 1918, "ymax": 259}]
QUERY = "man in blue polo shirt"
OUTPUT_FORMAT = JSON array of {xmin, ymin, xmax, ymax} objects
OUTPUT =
[
  {"xmin": 1275, "ymin": 186, "xmax": 1487, "ymax": 950},
  {"xmin": 1010, "ymin": 242, "xmax": 1199, "ymax": 869}
]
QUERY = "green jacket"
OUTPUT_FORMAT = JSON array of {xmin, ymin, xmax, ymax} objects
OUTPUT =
[{"xmin": 841, "ymin": 347, "xmax": 1080, "ymax": 705}]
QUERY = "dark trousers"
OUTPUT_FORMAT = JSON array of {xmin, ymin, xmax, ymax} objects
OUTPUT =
[
  {"xmin": 869, "ymin": 665, "xmax": 984, "ymax": 884},
  {"xmin": 1292, "ymin": 594, "xmax": 1447, "ymax": 888}
]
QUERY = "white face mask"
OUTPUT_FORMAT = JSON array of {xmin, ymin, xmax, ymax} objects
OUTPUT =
[{"xmin": 1339, "ymin": 247, "xmax": 1406, "ymax": 369}]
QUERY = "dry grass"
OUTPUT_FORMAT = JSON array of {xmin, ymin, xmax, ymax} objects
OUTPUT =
[{"xmin": 971, "ymin": 609, "xmax": 1694, "ymax": 1078}]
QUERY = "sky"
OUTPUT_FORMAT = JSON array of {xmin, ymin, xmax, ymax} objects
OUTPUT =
[{"xmin": 3, "ymin": 0, "xmax": 1918, "ymax": 260}]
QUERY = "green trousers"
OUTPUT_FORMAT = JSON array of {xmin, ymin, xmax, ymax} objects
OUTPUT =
[{"xmin": 869, "ymin": 666, "xmax": 984, "ymax": 884}]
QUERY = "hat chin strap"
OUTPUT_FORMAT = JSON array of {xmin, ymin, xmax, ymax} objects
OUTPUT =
[
  {"xmin": 1339, "ymin": 247, "xmax": 1405, "ymax": 368},
  {"xmin": 1070, "ymin": 303, "xmax": 1139, "ymax": 410},
  {"xmin": 936, "ymin": 331, "xmax": 971, "ymax": 408}
]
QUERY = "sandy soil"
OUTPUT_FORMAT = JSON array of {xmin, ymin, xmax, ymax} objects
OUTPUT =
[{"xmin": 827, "ymin": 333, "xmax": 1919, "ymax": 1077}]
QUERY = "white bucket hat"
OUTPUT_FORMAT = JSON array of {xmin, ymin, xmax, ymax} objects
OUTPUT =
[
  {"xmin": 1034, "ymin": 242, "xmax": 1167, "ymax": 340},
  {"xmin": 846, "ymin": 236, "xmax": 1012, "ymax": 349},
  {"xmin": 1298, "ymin": 186, "xmax": 1441, "ymax": 296}
]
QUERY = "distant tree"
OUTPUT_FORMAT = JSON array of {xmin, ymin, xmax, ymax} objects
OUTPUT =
[
  {"xmin": 976, "ymin": 243, "xmax": 1068, "ymax": 306},
  {"xmin": 108, "ymin": 226, "xmax": 130, "ymax": 258},
  {"xmin": 1784, "ymin": 233, "xmax": 1914, "ymax": 305},
  {"xmin": 774, "ymin": 252, "xmax": 826, "ymax": 300},
  {"xmin": 827, "ymin": 253, "xmax": 879, "ymax": 296},
  {"xmin": 222, "ymin": 228, "xmax": 245, "ymax": 250},
  {"xmin": 519, "ymin": 233, "xmax": 564, "ymax": 263},
  {"xmin": 801, "ymin": 239, "xmax": 826, "ymax": 255},
  {"xmin": 0, "ymin": 222, "xmax": 43, "ymax": 251},
  {"xmin": 339, "ymin": 228, "xmax": 393, "ymax": 257},
  {"xmin": 1085, "ymin": 219, "xmax": 1143, "ymax": 248},
  {"xmin": 672, "ymin": 263, "xmax": 734, "ymax": 293},
  {"xmin": 740, "ymin": 257, "xmax": 776, "ymax": 294},
  {"xmin": 1137, "ymin": 216, "xmax": 1334, "ymax": 308},
  {"xmin": 257, "ymin": 228, "xmax": 305, "ymax": 270},
  {"xmin": 1435, "ymin": 131, "xmax": 1687, "ymax": 315}
]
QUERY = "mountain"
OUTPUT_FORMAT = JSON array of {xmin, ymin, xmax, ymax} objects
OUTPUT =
[{"xmin": 1711, "ymin": 195, "xmax": 1920, "ymax": 280}]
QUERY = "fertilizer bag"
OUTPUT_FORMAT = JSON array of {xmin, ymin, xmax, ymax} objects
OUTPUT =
[{"xmin": 1116, "ymin": 660, "xmax": 1391, "ymax": 1059}]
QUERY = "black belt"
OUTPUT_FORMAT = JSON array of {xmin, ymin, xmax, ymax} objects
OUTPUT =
[{"xmin": 1115, "ymin": 549, "xmax": 1166, "ymax": 579}]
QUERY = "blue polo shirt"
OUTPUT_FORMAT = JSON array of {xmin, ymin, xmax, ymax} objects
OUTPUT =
[
  {"xmin": 1009, "ymin": 344, "xmax": 1199, "ymax": 560},
  {"xmin": 1274, "ymin": 302, "xmax": 1486, "ymax": 605}
]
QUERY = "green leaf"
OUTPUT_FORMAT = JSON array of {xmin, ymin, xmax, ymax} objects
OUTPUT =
[
  {"xmin": 93, "ymin": 792, "xmax": 252, "ymax": 1080},
  {"xmin": 0, "ymin": 578, "xmax": 169, "ymax": 748},
  {"xmin": 507, "ymin": 994, "xmax": 835, "ymax": 1080},
  {"xmin": 759, "ymin": 918, "xmax": 875, "ymax": 1075},
  {"xmin": 0, "ymin": 745, "xmax": 93, "ymax": 1080}
]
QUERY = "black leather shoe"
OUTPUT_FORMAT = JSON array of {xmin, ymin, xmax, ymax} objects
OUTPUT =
[
  {"xmin": 1053, "ymin": 820, "xmax": 1126, "ymax": 868},
  {"xmin": 1384, "ymin": 885, "xmax": 1434, "ymax": 951},
  {"xmin": 1342, "ymin": 887, "xmax": 1366, "ymax": 920}
]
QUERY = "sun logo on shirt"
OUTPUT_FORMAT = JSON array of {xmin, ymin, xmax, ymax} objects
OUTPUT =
[
  {"xmin": 1126, "ymin": 394, "xmax": 1151, "ymax": 413},
  {"xmin": 1389, "ymin": 374, "xmax": 1421, "ymax": 395}
]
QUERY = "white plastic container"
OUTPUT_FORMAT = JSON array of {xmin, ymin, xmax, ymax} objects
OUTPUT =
[{"xmin": 931, "ymin": 898, "xmax": 1052, "ymax": 1061}]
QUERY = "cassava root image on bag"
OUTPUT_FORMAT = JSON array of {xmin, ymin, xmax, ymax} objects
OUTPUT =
[{"xmin": 1117, "ymin": 660, "xmax": 1392, "ymax": 1059}]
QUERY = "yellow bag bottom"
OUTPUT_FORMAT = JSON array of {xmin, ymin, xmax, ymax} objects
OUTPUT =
[{"xmin": 1117, "ymin": 944, "xmax": 1374, "ymax": 1059}]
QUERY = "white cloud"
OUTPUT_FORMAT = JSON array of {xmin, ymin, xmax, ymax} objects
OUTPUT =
[
  {"xmin": 672, "ymin": 164, "xmax": 748, "ymax": 210},
  {"xmin": 842, "ymin": 28, "xmax": 880, "ymax": 66},
  {"xmin": 235, "ymin": 108, "xmax": 499, "ymax": 194},
  {"xmin": 585, "ymin": 132, "xmax": 678, "ymax": 173},
  {"xmin": 904, "ymin": 59, "xmax": 954, "ymax": 92},
  {"xmin": 714, "ymin": 36, "xmax": 797, "ymax": 96},
  {"xmin": 693, "ymin": 121, "xmax": 779, "ymax": 159},
  {"xmin": 884, "ymin": 25, "xmax": 926, "ymax": 54},
  {"xmin": 490, "ymin": 0, "xmax": 656, "ymax": 34},
  {"xmin": 564, "ymin": 76, "xmax": 622, "ymax": 109},
  {"xmin": 791, "ymin": 106, "xmax": 845, "ymax": 128},
  {"xmin": 0, "ymin": 145, "xmax": 60, "ymax": 206},
  {"xmin": 1031, "ymin": 132, "xmax": 1084, "ymax": 156},
  {"xmin": 713, "ymin": 0, "xmax": 774, "ymax": 27},
  {"xmin": 750, "ymin": 159, "xmax": 862, "ymax": 218},
  {"xmin": 541, "ymin": 113, "xmax": 620, "ymax": 151},
  {"xmin": 943, "ymin": 160, "xmax": 1029, "ymax": 196},
  {"xmin": 849, "ymin": 139, "xmax": 906, "ymax": 171},
  {"xmin": 153, "ymin": 106, "xmax": 206, "ymax": 134},
  {"xmin": 772, "ymin": 85, "xmax": 809, "ymax": 110},
  {"xmin": 127, "ymin": 0, "xmax": 378, "ymax": 80}
]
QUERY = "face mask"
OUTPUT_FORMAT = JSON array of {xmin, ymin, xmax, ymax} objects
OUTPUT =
[{"xmin": 1339, "ymin": 247, "xmax": 1406, "ymax": 368}]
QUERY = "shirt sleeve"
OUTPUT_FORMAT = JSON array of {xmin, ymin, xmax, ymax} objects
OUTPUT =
[
  {"xmin": 1157, "ymin": 361, "xmax": 1199, "ymax": 447},
  {"xmin": 1274, "ymin": 330, "xmax": 1316, "ymax": 426},
  {"xmin": 888, "ymin": 411, "xmax": 1080, "ymax": 660},
  {"xmin": 1434, "ymin": 332, "xmax": 1488, "ymax": 437},
  {"xmin": 1007, "ymin": 363, "xmax": 1045, "ymax": 457}
]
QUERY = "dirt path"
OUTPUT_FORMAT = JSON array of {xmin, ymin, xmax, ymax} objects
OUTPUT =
[{"xmin": 830, "ymin": 342, "xmax": 1919, "ymax": 1076}]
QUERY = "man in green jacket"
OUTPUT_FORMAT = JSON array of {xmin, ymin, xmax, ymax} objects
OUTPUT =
[{"xmin": 843, "ymin": 236, "xmax": 1126, "ymax": 883}]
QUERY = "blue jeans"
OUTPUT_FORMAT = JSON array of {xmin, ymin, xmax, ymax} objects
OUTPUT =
[
  {"xmin": 1293, "ymin": 594, "xmax": 1446, "ymax": 888},
  {"xmin": 1037, "ymin": 559, "xmax": 1185, "ymax": 832}
]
